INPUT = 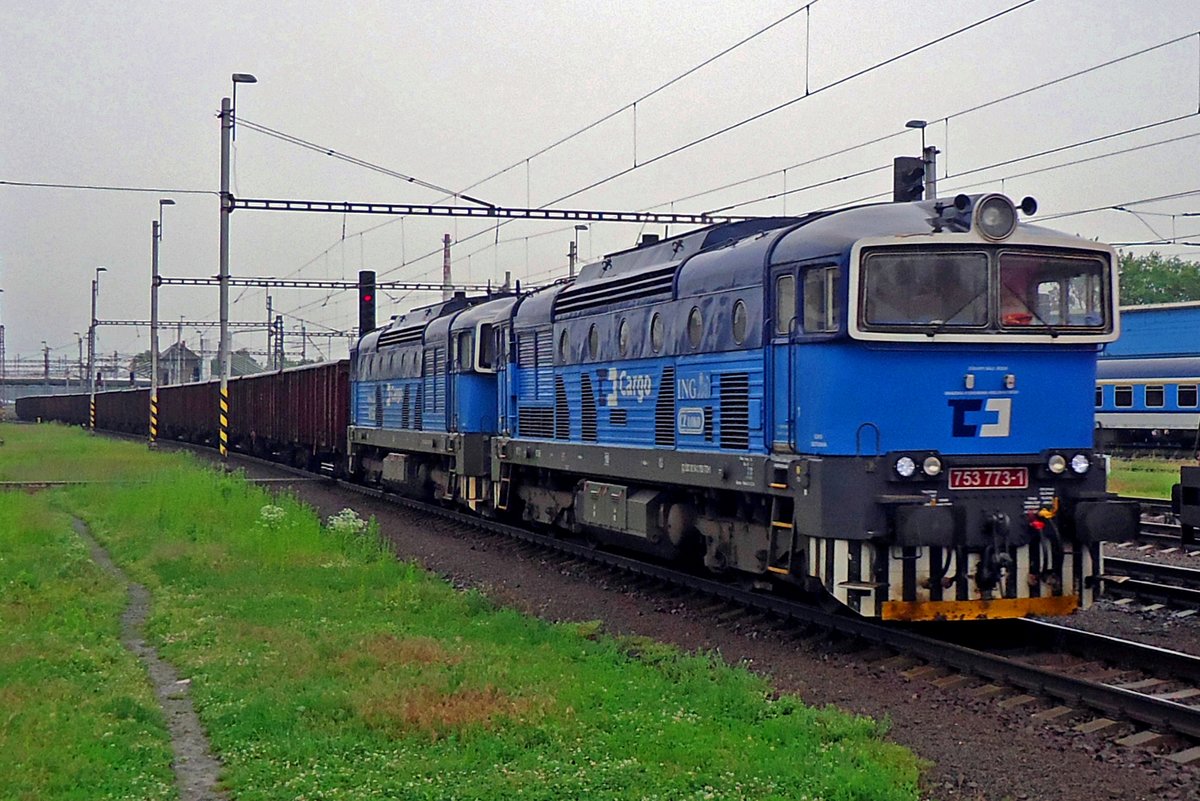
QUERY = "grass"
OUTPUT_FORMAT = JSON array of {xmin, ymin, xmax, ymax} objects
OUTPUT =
[
  {"xmin": 1105, "ymin": 457, "xmax": 1191, "ymax": 499},
  {"xmin": 0, "ymin": 490, "xmax": 175, "ymax": 801},
  {"xmin": 0, "ymin": 423, "xmax": 923, "ymax": 800}
]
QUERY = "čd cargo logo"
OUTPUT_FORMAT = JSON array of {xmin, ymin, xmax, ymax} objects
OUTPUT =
[
  {"xmin": 605, "ymin": 369, "xmax": 654, "ymax": 406},
  {"xmin": 948, "ymin": 397, "xmax": 1012, "ymax": 438}
]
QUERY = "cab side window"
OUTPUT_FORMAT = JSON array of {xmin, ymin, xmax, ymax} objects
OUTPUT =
[
  {"xmin": 774, "ymin": 274, "xmax": 795, "ymax": 336},
  {"xmin": 803, "ymin": 266, "xmax": 840, "ymax": 333}
]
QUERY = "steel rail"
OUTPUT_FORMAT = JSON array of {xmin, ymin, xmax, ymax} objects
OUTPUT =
[{"xmin": 1103, "ymin": 556, "xmax": 1200, "ymax": 607}]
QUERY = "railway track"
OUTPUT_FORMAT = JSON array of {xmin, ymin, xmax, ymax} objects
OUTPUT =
[
  {"xmin": 1104, "ymin": 557, "xmax": 1200, "ymax": 610},
  {"xmin": 88, "ymin": 436, "xmax": 1200, "ymax": 760}
]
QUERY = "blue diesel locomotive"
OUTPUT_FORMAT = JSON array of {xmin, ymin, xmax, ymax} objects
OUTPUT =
[{"xmin": 350, "ymin": 193, "xmax": 1138, "ymax": 621}]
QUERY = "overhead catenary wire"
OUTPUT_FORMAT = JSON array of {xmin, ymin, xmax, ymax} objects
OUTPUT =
[
  {"xmin": 211, "ymin": 22, "xmax": 1200, "ymax": 318},
  {"xmin": 273, "ymin": 0, "xmax": 1038, "ymax": 319},
  {"xmin": 539, "ymin": 1, "xmax": 1040, "ymax": 209},
  {"xmin": 452, "ymin": 1, "xmax": 821, "ymax": 197},
  {"xmin": 269, "ymin": 5, "xmax": 1200, "ymax": 330},
  {"xmin": 235, "ymin": 119, "xmax": 493, "ymax": 207}
]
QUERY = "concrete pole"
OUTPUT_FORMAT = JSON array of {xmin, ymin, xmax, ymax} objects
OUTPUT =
[
  {"xmin": 88, "ymin": 277, "xmax": 97, "ymax": 429},
  {"xmin": 218, "ymin": 96, "xmax": 232, "ymax": 458},
  {"xmin": 442, "ymin": 234, "xmax": 452, "ymax": 301},
  {"xmin": 568, "ymin": 240, "xmax": 577, "ymax": 279},
  {"xmin": 265, "ymin": 294, "xmax": 273, "ymax": 369},
  {"xmin": 150, "ymin": 220, "xmax": 160, "ymax": 444}
]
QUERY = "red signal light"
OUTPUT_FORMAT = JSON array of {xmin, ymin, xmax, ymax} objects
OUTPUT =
[{"xmin": 363, "ymin": 293, "xmax": 373, "ymax": 303}]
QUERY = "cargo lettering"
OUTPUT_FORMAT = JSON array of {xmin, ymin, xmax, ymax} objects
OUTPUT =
[{"xmin": 605, "ymin": 369, "xmax": 654, "ymax": 405}]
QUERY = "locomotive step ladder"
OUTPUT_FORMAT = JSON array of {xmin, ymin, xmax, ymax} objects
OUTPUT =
[
  {"xmin": 496, "ymin": 463, "xmax": 513, "ymax": 512},
  {"xmin": 767, "ymin": 494, "xmax": 796, "ymax": 575}
]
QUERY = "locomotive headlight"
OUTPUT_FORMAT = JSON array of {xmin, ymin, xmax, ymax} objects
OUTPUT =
[
  {"xmin": 1047, "ymin": 454, "xmax": 1067, "ymax": 474},
  {"xmin": 895, "ymin": 456, "xmax": 916, "ymax": 478},
  {"xmin": 974, "ymin": 194, "xmax": 1018, "ymax": 240},
  {"xmin": 922, "ymin": 456, "xmax": 943, "ymax": 477},
  {"xmin": 1070, "ymin": 453, "xmax": 1090, "ymax": 474}
]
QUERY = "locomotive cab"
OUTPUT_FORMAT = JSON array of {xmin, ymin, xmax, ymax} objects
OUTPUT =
[{"xmin": 769, "ymin": 194, "xmax": 1139, "ymax": 620}]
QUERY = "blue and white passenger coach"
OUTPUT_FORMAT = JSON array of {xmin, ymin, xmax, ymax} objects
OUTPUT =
[{"xmin": 348, "ymin": 193, "xmax": 1138, "ymax": 622}]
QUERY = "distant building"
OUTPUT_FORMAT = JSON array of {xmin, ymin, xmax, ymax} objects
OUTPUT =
[
  {"xmin": 1105, "ymin": 302, "xmax": 1200, "ymax": 359},
  {"xmin": 159, "ymin": 342, "xmax": 202, "ymax": 385},
  {"xmin": 209, "ymin": 349, "xmax": 264, "ymax": 378}
]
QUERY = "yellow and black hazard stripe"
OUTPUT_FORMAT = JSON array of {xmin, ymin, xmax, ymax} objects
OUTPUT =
[
  {"xmin": 219, "ymin": 386, "xmax": 229, "ymax": 457},
  {"xmin": 149, "ymin": 393, "xmax": 158, "ymax": 443}
]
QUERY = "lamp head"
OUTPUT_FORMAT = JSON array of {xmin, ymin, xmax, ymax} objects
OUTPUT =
[
  {"xmin": 159, "ymin": 198, "xmax": 175, "ymax": 207},
  {"xmin": 232, "ymin": 73, "xmax": 257, "ymax": 84},
  {"xmin": 905, "ymin": 119, "xmax": 927, "ymax": 130}
]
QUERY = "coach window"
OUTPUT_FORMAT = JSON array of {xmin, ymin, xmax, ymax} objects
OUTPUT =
[
  {"xmin": 650, "ymin": 313, "xmax": 664, "ymax": 353},
  {"xmin": 1114, "ymin": 385, "xmax": 1133, "ymax": 408},
  {"xmin": 618, "ymin": 318, "xmax": 630, "ymax": 357},
  {"xmin": 558, "ymin": 328, "xmax": 570, "ymax": 363},
  {"xmin": 1145, "ymin": 385, "xmax": 1165, "ymax": 408},
  {"xmin": 1178, "ymin": 384, "xmax": 1198, "ymax": 408},
  {"xmin": 731, "ymin": 300, "xmax": 748, "ymax": 345},
  {"xmin": 587, "ymin": 323, "xmax": 599, "ymax": 359},
  {"xmin": 803, "ymin": 266, "xmax": 840, "ymax": 333},
  {"xmin": 1095, "ymin": 385, "xmax": 1103, "ymax": 408},
  {"xmin": 687, "ymin": 307, "xmax": 703, "ymax": 349},
  {"xmin": 775, "ymin": 274, "xmax": 795, "ymax": 335}
]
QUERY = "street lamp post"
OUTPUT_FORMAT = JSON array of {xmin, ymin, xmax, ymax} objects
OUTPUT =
[
  {"xmin": 88, "ymin": 266, "xmax": 107, "ymax": 430},
  {"xmin": 150, "ymin": 198, "xmax": 174, "ymax": 446},
  {"xmin": 219, "ymin": 73, "xmax": 256, "ymax": 459},
  {"xmin": 568, "ymin": 224, "xmax": 588, "ymax": 279},
  {"xmin": 74, "ymin": 332, "xmax": 83, "ymax": 387}
]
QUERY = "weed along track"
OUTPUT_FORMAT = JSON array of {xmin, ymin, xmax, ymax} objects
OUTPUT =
[{"xmin": 70, "ymin": 518, "xmax": 229, "ymax": 801}]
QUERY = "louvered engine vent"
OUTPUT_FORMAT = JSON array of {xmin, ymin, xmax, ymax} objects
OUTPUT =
[
  {"xmin": 519, "ymin": 408, "xmax": 554, "ymax": 439},
  {"xmin": 581, "ymin": 373, "xmax": 598, "ymax": 442},
  {"xmin": 555, "ymin": 376, "xmax": 569, "ymax": 440},
  {"xmin": 376, "ymin": 326, "xmax": 424, "ymax": 348},
  {"xmin": 655, "ymin": 366, "xmax": 676, "ymax": 447},
  {"xmin": 719, "ymin": 373, "xmax": 750, "ymax": 450},
  {"xmin": 552, "ymin": 264, "xmax": 676, "ymax": 316}
]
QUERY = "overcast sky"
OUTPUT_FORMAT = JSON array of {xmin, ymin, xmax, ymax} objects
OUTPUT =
[{"xmin": 2, "ymin": 0, "xmax": 1198, "ymax": 366}]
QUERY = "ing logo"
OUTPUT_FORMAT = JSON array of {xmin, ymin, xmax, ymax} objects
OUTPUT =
[{"xmin": 948, "ymin": 397, "xmax": 1011, "ymax": 438}]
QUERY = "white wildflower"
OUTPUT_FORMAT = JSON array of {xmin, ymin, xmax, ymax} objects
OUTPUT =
[
  {"xmin": 258, "ymin": 504, "xmax": 287, "ymax": 528},
  {"xmin": 326, "ymin": 507, "xmax": 367, "ymax": 536}
]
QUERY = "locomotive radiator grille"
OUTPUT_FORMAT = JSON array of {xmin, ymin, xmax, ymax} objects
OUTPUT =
[
  {"xmin": 719, "ymin": 372, "xmax": 750, "ymax": 450},
  {"xmin": 581, "ymin": 373, "xmax": 598, "ymax": 442},
  {"xmin": 519, "ymin": 407, "xmax": 554, "ymax": 439},
  {"xmin": 655, "ymin": 366, "xmax": 676, "ymax": 447},
  {"xmin": 554, "ymin": 376, "xmax": 570, "ymax": 439},
  {"xmin": 400, "ymin": 386, "xmax": 410, "ymax": 429}
]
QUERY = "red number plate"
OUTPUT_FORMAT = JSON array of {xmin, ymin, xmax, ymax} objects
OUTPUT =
[{"xmin": 948, "ymin": 467, "xmax": 1029, "ymax": 490}]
